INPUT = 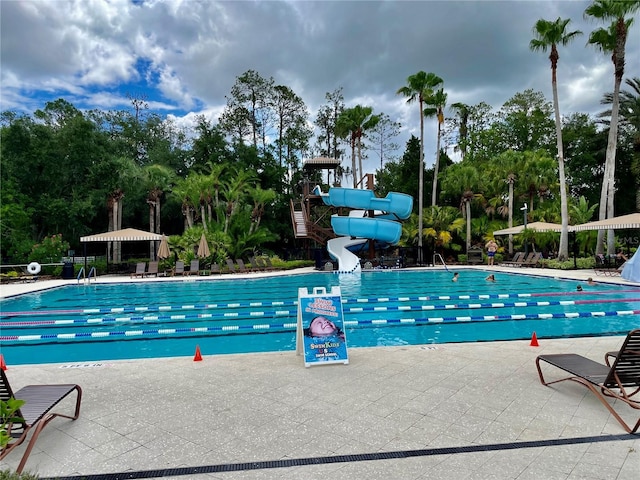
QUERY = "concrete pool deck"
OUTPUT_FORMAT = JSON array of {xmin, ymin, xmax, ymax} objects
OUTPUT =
[{"xmin": 1, "ymin": 267, "xmax": 639, "ymax": 479}]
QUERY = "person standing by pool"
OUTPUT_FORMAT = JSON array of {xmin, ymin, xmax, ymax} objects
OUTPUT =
[{"xmin": 485, "ymin": 239, "xmax": 498, "ymax": 266}]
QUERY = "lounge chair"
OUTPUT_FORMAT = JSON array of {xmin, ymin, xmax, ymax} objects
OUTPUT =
[
  {"xmin": 187, "ymin": 259, "xmax": 199, "ymax": 275},
  {"xmin": 236, "ymin": 259, "xmax": 252, "ymax": 273},
  {"xmin": 0, "ymin": 369, "xmax": 82, "ymax": 473},
  {"xmin": 210, "ymin": 262, "xmax": 221, "ymax": 274},
  {"xmin": 173, "ymin": 261, "xmax": 185, "ymax": 276},
  {"xmin": 144, "ymin": 261, "xmax": 159, "ymax": 277},
  {"xmin": 511, "ymin": 252, "xmax": 535, "ymax": 268},
  {"xmin": 249, "ymin": 256, "xmax": 262, "ymax": 271},
  {"xmin": 263, "ymin": 257, "xmax": 280, "ymax": 271},
  {"xmin": 255, "ymin": 257, "xmax": 270, "ymax": 271},
  {"xmin": 535, "ymin": 329, "xmax": 640, "ymax": 433},
  {"xmin": 226, "ymin": 258, "xmax": 238, "ymax": 273},
  {"xmin": 500, "ymin": 252, "xmax": 525, "ymax": 267},
  {"xmin": 523, "ymin": 252, "xmax": 542, "ymax": 267},
  {"xmin": 131, "ymin": 262, "xmax": 146, "ymax": 278},
  {"xmin": 595, "ymin": 254, "xmax": 621, "ymax": 276}
]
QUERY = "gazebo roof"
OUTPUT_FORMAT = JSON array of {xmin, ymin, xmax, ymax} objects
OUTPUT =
[
  {"xmin": 303, "ymin": 157, "xmax": 341, "ymax": 170},
  {"xmin": 80, "ymin": 228, "xmax": 163, "ymax": 242}
]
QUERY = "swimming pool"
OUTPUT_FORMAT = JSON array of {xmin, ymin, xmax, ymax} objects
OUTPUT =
[{"xmin": 1, "ymin": 269, "xmax": 639, "ymax": 365}]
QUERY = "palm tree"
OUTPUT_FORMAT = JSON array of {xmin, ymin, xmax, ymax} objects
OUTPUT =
[
  {"xmin": 530, "ymin": 17, "xmax": 582, "ymax": 261},
  {"xmin": 397, "ymin": 72, "xmax": 444, "ymax": 263},
  {"xmin": 440, "ymin": 164, "xmax": 483, "ymax": 252},
  {"xmin": 601, "ymin": 77, "xmax": 640, "ymax": 207},
  {"xmin": 335, "ymin": 105, "xmax": 380, "ymax": 187},
  {"xmin": 422, "ymin": 206, "xmax": 465, "ymax": 256},
  {"xmin": 424, "ymin": 88, "xmax": 448, "ymax": 207},
  {"xmin": 450, "ymin": 102, "xmax": 470, "ymax": 161},
  {"xmin": 585, "ymin": 0, "xmax": 640, "ymax": 255},
  {"xmin": 143, "ymin": 164, "xmax": 174, "ymax": 259}
]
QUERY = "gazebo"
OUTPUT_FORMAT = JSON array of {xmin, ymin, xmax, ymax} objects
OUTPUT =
[{"xmin": 80, "ymin": 228, "xmax": 164, "ymax": 273}]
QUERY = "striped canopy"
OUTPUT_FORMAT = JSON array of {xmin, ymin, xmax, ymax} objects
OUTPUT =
[
  {"xmin": 80, "ymin": 228, "xmax": 163, "ymax": 242},
  {"xmin": 493, "ymin": 221, "xmax": 564, "ymax": 236},
  {"xmin": 571, "ymin": 213, "xmax": 640, "ymax": 232}
]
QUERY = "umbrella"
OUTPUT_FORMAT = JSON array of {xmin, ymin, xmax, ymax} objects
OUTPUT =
[
  {"xmin": 493, "ymin": 221, "xmax": 564, "ymax": 236},
  {"xmin": 197, "ymin": 233, "xmax": 210, "ymax": 258},
  {"xmin": 570, "ymin": 213, "xmax": 640, "ymax": 232},
  {"xmin": 157, "ymin": 235, "xmax": 171, "ymax": 260}
]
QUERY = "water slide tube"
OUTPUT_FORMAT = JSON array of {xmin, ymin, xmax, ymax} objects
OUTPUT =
[{"xmin": 316, "ymin": 187, "xmax": 413, "ymax": 273}]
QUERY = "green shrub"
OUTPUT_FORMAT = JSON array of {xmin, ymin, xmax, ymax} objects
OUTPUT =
[
  {"xmin": 0, "ymin": 470, "xmax": 40, "ymax": 479},
  {"xmin": 544, "ymin": 256, "xmax": 596, "ymax": 270}
]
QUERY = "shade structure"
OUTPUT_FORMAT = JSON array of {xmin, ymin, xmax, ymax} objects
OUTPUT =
[
  {"xmin": 493, "ymin": 221, "xmax": 564, "ymax": 236},
  {"xmin": 157, "ymin": 235, "xmax": 171, "ymax": 259},
  {"xmin": 80, "ymin": 228, "xmax": 163, "ymax": 242},
  {"xmin": 571, "ymin": 213, "xmax": 640, "ymax": 232},
  {"xmin": 302, "ymin": 157, "xmax": 341, "ymax": 170},
  {"xmin": 197, "ymin": 233, "xmax": 210, "ymax": 258}
]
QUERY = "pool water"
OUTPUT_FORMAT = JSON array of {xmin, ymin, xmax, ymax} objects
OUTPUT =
[{"xmin": 1, "ymin": 270, "xmax": 639, "ymax": 365}]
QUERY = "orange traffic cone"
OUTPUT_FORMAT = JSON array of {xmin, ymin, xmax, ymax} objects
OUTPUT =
[
  {"xmin": 193, "ymin": 345, "xmax": 203, "ymax": 362},
  {"xmin": 0, "ymin": 354, "xmax": 7, "ymax": 371},
  {"xmin": 530, "ymin": 332, "xmax": 539, "ymax": 347}
]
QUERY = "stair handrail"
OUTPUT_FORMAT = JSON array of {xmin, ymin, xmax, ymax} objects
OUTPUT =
[
  {"xmin": 433, "ymin": 253, "xmax": 449, "ymax": 272},
  {"xmin": 76, "ymin": 267, "xmax": 85, "ymax": 283}
]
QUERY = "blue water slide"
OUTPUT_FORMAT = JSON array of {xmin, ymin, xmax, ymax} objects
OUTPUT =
[
  {"xmin": 321, "ymin": 188, "xmax": 413, "ymax": 219},
  {"xmin": 317, "ymin": 187, "xmax": 413, "ymax": 273},
  {"xmin": 331, "ymin": 216, "xmax": 402, "ymax": 244}
]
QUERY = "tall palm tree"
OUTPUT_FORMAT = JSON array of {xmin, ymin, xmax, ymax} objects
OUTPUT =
[
  {"xmin": 143, "ymin": 164, "xmax": 174, "ymax": 259},
  {"xmin": 585, "ymin": 0, "xmax": 640, "ymax": 255},
  {"xmin": 530, "ymin": 17, "xmax": 582, "ymax": 261},
  {"xmin": 335, "ymin": 105, "xmax": 380, "ymax": 188},
  {"xmin": 450, "ymin": 102, "xmax": 470, "ymax": 161},
  {"xmin": 424, "ymin": 88, "xmax": 448, "ymax": 207},
  {"xmin": 397, "ymin": 72, "xmax": 444, "ymax": 263},
  {"xmin": 440, "ymin": 164, "xmax": 483, "ymax": 252},
  {"xmin": 601, "ymin": 77, "xmax": 640, "ymax": 208}
]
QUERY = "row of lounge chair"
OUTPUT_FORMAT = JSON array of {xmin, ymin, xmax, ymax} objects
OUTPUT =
[
  {"xmin": 224, "ymin": 256, "xmax": 280, "ymax": 274},
  {"xmin": 130, "ymin": 257, "xmax": 280, "ymax": 278},
  {"xmin": 2, "ymin": 330, "xmax": 637, "ymax": 473},
  {"xmin": 172, "ymin": 260, "xmax": 201, "ymax": 276},
  {"xmin": 500, "ymin": 251, "xmax": 543, "ymax": 267},
  {"xmin": 130, "ymin": 261, "xmax": 159, "ymax": 278}
]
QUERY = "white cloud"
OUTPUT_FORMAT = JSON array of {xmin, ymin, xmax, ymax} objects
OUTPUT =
[{"xmin": 1, "ymin": 0, "xmax": 639, "ymax": 175}]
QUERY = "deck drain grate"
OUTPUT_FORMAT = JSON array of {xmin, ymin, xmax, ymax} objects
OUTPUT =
[{"xmin": 40, "ymin": 433, "xmax": 635, "ymax": 480}]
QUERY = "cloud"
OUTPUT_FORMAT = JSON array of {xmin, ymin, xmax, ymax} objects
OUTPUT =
[{"xmin": 1, "ymin": 0, "xmax": 639, "ymax": 175}]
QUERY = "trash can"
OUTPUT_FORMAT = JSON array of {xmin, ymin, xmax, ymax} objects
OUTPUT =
[{"xmin": 62, "ymin": 261, "xmax": 74, "ymax": 279}]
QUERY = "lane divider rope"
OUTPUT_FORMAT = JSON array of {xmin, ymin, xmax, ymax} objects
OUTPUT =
[
  {"xmin": 3, "ymin": 289, "xmax": 639, "ymax": 318},
  {"xmin": 4, "ymin": 297, "xmax": 640, "ymax": 328},
  {"xmin": 2, "ymin": 309, "xmax": 638, "ymax": 343}
]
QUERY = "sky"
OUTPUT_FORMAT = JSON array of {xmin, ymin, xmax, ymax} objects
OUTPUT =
[{"xmin": 1, "ymin": 0, "xmax": 639, "ymax": 175}]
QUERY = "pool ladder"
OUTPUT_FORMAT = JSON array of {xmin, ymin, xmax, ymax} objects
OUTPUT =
[
  {"xmin": 76, "ymin": 266, "xmax": 97, "ymax": 284},
  {"xmin": 433, "ymin": 253, "xmax": 449, "ymax": 272}
]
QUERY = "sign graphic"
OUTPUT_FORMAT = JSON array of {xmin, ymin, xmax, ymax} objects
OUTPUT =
[{"xmin": 297, "ymin": 286, "xmax": 348, "ymax": 367}]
